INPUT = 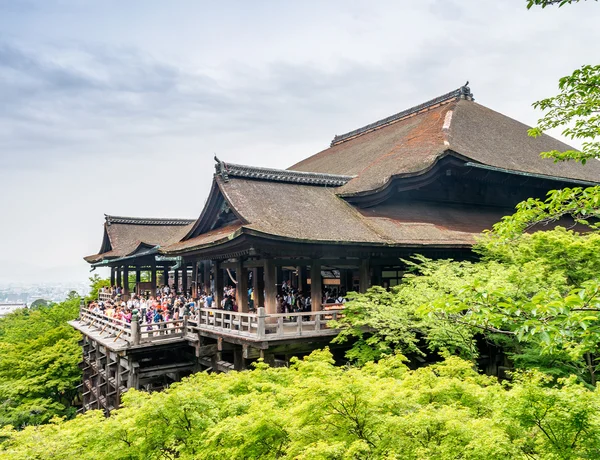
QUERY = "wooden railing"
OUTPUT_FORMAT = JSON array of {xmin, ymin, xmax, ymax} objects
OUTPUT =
[
  {"xmin": 77, "ymin": 306, "xmax": 345, "ymax": 346},
  {"xmin": 98, "ymin": 292, "xmax": 113, "ymax": 303}
]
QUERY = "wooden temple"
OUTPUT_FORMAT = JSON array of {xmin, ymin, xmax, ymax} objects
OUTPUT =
[{"xmin": 72, "ymin": 84, "xmax": 600, "ymax": 413}]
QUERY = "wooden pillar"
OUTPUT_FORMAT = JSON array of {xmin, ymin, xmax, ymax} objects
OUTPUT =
[
  {"xmin": 110, "ymin": 267, "xmax": 115, "ymax": 286},
  {"xmin": 163, "ymin": 267, "xmax": 169, "ymax": 287},
  {"xmin": 310, "ymin": 260, "xmax": 322, "ymax": 311},
  {"xmin": 135, "ymin": 268, "xmax": 141, "ymax": 294},
  {"xmin": 215, "ymin": 261, "xmax": 224, "ymax": 308},
  {"xmin": 204, "ymin": 261, "xmax": 211, "ymax": 294},
  {"xmin": 359, "ymin": 259, "xmax": 370, "ymax": 293},
  {"xmin": 150, "ymin": 265, "xmax": 157, "ymax": 294},
  {"xmin": 174, "ymin": 269, "xmax": 179, "ymax": 293},
  {"xmin": 372, "ymin": 265, "xmax": 382, "ymax": 288},
  {"xmin": 182, "ymin": 264, "xmax": 188, "ymax": 295},
  {"xmin": 256, "ymin": 266, "xmax": 265, "ymax": 308},
  {"xmin": 236, "ymin": 259, "xmax": 249, "ymax": 313},
  {"xmin": 264, "ymin": 259, "xmax": 277, "ymax": 314},
  {"xmin": 116, "ymin": 267, "xmax": 122, "ymax": 288},
  {"xmin": 192, "ymin": 262, "xmax": 198, "ymax": 297},
  {"xmin": 345, "ymin": 269, "xmax": 354, "ymax": 293},
  {"xmin": 123, "ymin": 266, "xmax": 129, "ymax": 295},
  {"xmin": 276, "ymin": 266, "xmax": 284, "ymax": 292},
  {"xmin": 298, "ymin": 266, "xmax": 306, "ymax": 293}
]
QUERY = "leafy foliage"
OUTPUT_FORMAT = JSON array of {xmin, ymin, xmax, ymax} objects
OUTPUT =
[
  {"xmin": 527, "ymin": 0, "xmax": 595, "ymax": 8},
  {"xmin": 86, "ymin": 275, "xmax": 110, "ymax": 302},
  {"xmin": 492, "ymin": 64, "xmax": 600, "ymax": 237},
  {"xmin": 333, "ymin": 253, "xmax": 567, "ymax": 364},
  {"xmin": 0, "ymin": 298, "xmax": 81, "ymax": 428},
  {"xmin": 2, "ymin": 350, "xmax": 600, "ymax": 459}
]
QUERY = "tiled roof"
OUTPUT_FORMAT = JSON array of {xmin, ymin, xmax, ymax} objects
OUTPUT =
[
  {"xmin": 290, "ymin": 85, "xmax": 600, "ymax": 195},
  {"xmin": 330, "ymin": 83, "xmax": 473, "ymax": 146},
  {"xmin": 105, "ymin": 215, "xmax": 195, "ymax": 226},
  {"xmin": 215, "ymin": 157, "xmax": 354, "ymax": 187},
  {"xmin": 84, "ymin": 216, "xmax": 195, "ymax": 264}
]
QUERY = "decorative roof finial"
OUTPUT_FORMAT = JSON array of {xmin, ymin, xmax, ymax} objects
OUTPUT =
[
  {"xmin": 460, "ymin": 81, "xmax": 474, "ymax": 101},
  {"xmin": 214, "ymin": 154, "xmax": 229, "ymax": 182}
]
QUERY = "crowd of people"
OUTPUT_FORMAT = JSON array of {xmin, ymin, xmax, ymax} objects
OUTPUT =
[{"xmin": 91, "ymin": 280, "xmax": 347, "ymax": 326}]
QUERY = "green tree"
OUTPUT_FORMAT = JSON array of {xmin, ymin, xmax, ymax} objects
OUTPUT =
[
  {"xmin": 527, "ymin": 0, "xmax": 595, "ymax": 9},
  {"xmin": 492, "ymin": 64, "xmax": 600, "ymax": 237},
  {"xmin": 29, "ymin": 299, "xmax": 49, "ymax": 309},
  {"xmin": 86, "ymin": 274, "xmax": 110, "ymax": 302},
  {"xmin": 0, "ymin": 298, "xmax": 81, "ymax": 428},
  {"xmin": 3, "ymin": 350, "xmax": 600, "ymax": 459}
]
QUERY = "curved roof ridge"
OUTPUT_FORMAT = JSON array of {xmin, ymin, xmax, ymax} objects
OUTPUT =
[
  {"xmin": 105, "ymin": 215, "xmax": 195, "ymax": 226},
  {"xmin": 330, "ymin": 83, "xmax": 474, "ymax": 146},
  {"xmin": 214, "ymin": 158, "xmax": 355, "ymax": 186}
]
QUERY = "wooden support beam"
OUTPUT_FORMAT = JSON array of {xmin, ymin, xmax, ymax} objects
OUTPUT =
[
  {"xmin": 236, "ymin": 259, "xmax": 249, "ymax": 313},
  {"xmin": 163, "ymin": 266, "xmax": 169, "ymax": 287},
  {"xmin": 116, "ymin": 267, "xmax": 122, "ymax": 288},
  {"xmin": 310, "ymin": 260, "xmax": 322, "ymax": 311},
  {"xmin": 123, "ymin": 266, "xmax": 129, "ymax": 295},
  {"xmin": 151, "ymin": 264, "xmax": 157, "ymax": 294},
  {"xmin": 204, "ymin": 261, "xmax": 211, "ymax": 294},
  {"xmin": 215, "ymin": 261, "xmax": 224, "ymax": 308},
  {"xmin": 298, "ymin": 266, "xmax": 306, "ymax": 294},
  {"xmin": 264, "ymin": 259, "xmax": 277, "ymax": 314},
  {"xmin": 110, "ymin": 267, "xmax": 115, "ymax": 287},
  {"xmin": 256, "ymin": 266, "xmax": 265, "ymax": 308},
  {"xmin": 345, "ymin": 269, "xmax": 354, "ymax": 293},
  {"xmin": 174, "ymin": 269, "xmax": 179, "ymax": 293},
  {"xmin": 359, "ymin": 259, "xmax": 370, "ymax": 293},
  {"xmin": 192, "ymin": 261, "xmax": 198, "ymax": 297},
  {"xmin": 182, "ymin": 264, "xmax": 188, "ymax": 295},
  {"xmin": 233, "ymin": 346, "xmax": 245, "ymax": 371}
]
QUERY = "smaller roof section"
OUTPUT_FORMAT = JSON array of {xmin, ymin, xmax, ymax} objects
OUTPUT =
[{"xmin": 84, "ymin": 214, "xmax": 195, "ymax": 264}]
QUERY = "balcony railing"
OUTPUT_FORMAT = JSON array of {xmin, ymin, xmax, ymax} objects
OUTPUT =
[{"xmin": 76, "ymin": 305, "xmax": 345, "ymax": 346}]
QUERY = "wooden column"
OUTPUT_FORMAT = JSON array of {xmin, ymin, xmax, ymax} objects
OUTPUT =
[
  {"xmin": 372, "ymin": 265, "xmax": 382, "ymax": 288},
  {"xmin": 215, "ymin": 262, "xmax": 224, "ymax": 308},
  {"xmin": 135, "ymin": 268, "xmax": 141, "ymax": 294},
  {"xmin": 310, "ymin": 260, "xmax": 322, "ymax": 311},
  {"xmin": 110, "ymin": 267, "xmax": 115, "ymax": 287},
  {"xmin": 204, "ymin": 261, "xmax": 211, "ymax": 294},
  {"xmin": 123, "ymin": 266, "xmax": 129, "ymax": 295},
  {"xmin": 236, "ymin": 259, "xmax": 249, "ymax": 313},
  {"xmin": 345, "ymin": 269, "xmax": 354, "ymax": 293},
  {"xmin": 198, "ymin": 261, "xmax": 204, "ymax": 293},
  {"xmin": 182, "ymin": 264, "xmax": 188, "ymax": 295},
  {"xmin": 251, "ymin": 267, "xmax": 258, "ymax": 309},
  {"xmin": 264, "ymin": 259, "xmax": 277, "ymax": 314},
  {"xmin": 150, "ymin": 265, "xmax": 157, "ymax": 294},
  {"xmin": 163, "ymin": 267, "xmax": 169, "ymax": 287},
  {"xmin": 359, "ymin": 259, "xmax": 370, "ymax": 293},
  {"xmin": 256, "ymin": 266, "xmax": 265, "ymax": 308},
  {"xmin": 298, "ymin": 266, "xmax": 306, "ymax": 294},
  {"xmin": 116, "ymin": 267, "xmax": 122, "ymax": 288},
  {"xmin": 192, "ymin": 262, "xmax": 198, "ymax": 297},
  {"xmin": 174, "ymin": 269, "xmax": 179, "ymax": 293}
]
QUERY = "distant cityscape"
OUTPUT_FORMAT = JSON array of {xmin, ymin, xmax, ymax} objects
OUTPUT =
[{"xmin": 0, "ymin": 281, "xmax": 91, "ymax": 306}]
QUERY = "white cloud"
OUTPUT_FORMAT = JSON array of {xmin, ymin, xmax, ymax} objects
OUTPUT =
[{"xmin": 0, "ymin": 0, "xmax": 598, "ymax": 283}]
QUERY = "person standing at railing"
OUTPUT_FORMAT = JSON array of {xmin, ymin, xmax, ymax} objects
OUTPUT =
[{"xmin": 146, "ymin": 306, "xmax": 155, "ymax": 330}]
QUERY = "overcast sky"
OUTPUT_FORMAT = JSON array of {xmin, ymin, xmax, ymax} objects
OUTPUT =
[{"xmin": 0, "ymin": 0, "xmax": 598, "ymax": 285}]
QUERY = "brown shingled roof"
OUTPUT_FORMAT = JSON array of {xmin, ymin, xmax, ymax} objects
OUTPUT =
[
  {"xmin": 164, "ymin": 176, "xmax": 494, "ymax": 250},
  {"xmin": 290, "ymin": 86, "xmax": 600, "ymax": 195},
  {"xmin": 84, "ymin": 215, "xmax": 194, "ymax": 264}
]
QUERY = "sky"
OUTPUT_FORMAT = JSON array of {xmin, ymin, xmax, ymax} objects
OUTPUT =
[{"xmin": 0, "ymin": 0, "xmax": 599, "ymax": 285}]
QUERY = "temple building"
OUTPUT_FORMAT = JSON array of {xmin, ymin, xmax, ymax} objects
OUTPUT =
[
  {"xmin": 85, "ymin": 83, "xmax": 600, "ymax": 310},
  {"xmin": 73, "ymin": 84, "xmax": 600, "ymax": 413}
]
